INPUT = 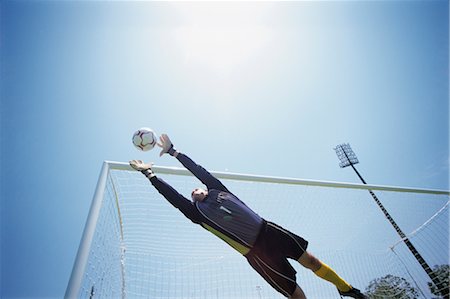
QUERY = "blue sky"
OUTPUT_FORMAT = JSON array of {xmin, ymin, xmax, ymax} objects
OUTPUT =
[{"xmin": 0, "ymin": 1, "xmax": 448, "ymax": 298}]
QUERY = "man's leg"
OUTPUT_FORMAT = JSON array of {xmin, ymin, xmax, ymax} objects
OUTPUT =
[
  {"xmin": 298, "ymin": 251, "xmax": 352, "ymax": 292},
  {"xmin": 289, "ymin": 285, "xmax": 306, "ymax": 299},
  {"xmin": 246, "ymin": 253, "xmax": 301, "ymax": 298}
]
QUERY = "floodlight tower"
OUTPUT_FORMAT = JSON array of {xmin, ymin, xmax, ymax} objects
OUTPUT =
[{"xmin": 334, "ymin": 143, "xmax": 448, "ymax": 299}]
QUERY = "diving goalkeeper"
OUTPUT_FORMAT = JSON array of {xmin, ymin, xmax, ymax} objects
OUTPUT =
[{"xmin": 129, "ymin": 134, "xmax": 366, "ymax": 299}]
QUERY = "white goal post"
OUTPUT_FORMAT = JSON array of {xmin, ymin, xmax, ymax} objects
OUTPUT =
[{"xmin": 65, "ymin": 161, "xmax": 449, "ymax": 299}]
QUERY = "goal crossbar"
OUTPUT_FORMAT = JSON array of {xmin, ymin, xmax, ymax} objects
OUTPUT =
[{"xmin": 107, "ymin": 161, "xmax": 450, "ymax": 196}]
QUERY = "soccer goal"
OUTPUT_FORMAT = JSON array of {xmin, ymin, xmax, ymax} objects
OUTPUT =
[{"xmin": 65, "ymin": 161, "xmax": 449, "ymax": 299}]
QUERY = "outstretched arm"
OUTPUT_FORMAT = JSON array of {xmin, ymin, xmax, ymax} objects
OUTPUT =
[
  {"xmin": 129, "ymin": 160, "xmax": 201, "ymax": 223},
  {"xmin": 158, "ymin": 134, "xmax": 228, "ymax": 192}
]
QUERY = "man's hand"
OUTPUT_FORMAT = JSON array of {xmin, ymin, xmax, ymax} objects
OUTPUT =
[
  {"xmin": 157, "ymin": 134, "xmax": 177, "ymax": 157},
  {"xmin": 129, "ymin": 160, "xmax": 153, "ymax": 172}
]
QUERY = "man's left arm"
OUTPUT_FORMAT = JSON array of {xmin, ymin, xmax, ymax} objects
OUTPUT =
[{"xmin": 158, "ymin": 134, "xmax": 228, "ymax": 191}]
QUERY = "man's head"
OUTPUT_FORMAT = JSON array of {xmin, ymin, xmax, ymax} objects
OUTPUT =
[{"xmin": 191, "ymin": 188, "xmax": 208, "ymax": 202}]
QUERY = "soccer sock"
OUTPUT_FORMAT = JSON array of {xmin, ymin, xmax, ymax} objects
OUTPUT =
[{"xmin": 314, "ymin": 262, "xmax": 352, "ymax": 292}]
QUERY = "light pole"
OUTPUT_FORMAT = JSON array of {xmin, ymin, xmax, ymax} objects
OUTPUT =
[{"xmin": 334, "ymin": 143, "xmax": 448, "ymax": 299}]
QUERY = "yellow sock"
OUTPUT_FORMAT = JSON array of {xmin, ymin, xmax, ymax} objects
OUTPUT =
[{"xmin": 314, "ymin": 262, "xmax": 352, "ymax": 292}]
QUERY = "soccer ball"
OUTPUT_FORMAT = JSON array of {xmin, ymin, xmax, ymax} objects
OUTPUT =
[{"xmin": 132, "ymin": 128, "xmax": 157, "ymax": 151}]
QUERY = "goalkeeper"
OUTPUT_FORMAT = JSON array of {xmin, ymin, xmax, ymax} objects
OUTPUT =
[{"xmin": 129, "ymin": 134, "xmax": 366, "ymax": 299}]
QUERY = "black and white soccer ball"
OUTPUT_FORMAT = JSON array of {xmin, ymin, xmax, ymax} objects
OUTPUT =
[{"xmin": 132, "ymin": 128, "xmax": 157, "ymax": 151}]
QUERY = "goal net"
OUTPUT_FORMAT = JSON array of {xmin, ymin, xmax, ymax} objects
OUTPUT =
[{"xmin": 66, "ymin": 161, "xmax": 449, "ymax": 299}]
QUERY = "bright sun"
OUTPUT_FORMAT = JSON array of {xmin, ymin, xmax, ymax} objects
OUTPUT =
[{"xmin": 171, "ymin": 2, "xmax": 274, "ymax": 75}]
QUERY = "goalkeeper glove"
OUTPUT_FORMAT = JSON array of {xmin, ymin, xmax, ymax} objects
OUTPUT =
[
  {"xmin": 158, "ymin": 134, "xmax": 177, "ymax": 157},
  {"xmin": 129, "ymin": 160, "xmax": 155, "ymax": 178}
]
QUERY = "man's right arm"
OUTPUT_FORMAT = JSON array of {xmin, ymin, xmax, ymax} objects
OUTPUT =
[
  {"xmin": 148, "ymin": 175, "xmax": 202, "ymax": 224},
  {"xmin": 130, "ymin": 160, "xmax": 201, "ymax": 224}
]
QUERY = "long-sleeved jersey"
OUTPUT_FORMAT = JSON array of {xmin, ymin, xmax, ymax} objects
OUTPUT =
[{"xmin": 149, "ymin": 153, "xmax": 265, "ymax": 255}]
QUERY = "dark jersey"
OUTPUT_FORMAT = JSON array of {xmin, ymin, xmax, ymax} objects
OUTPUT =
[{"xmin": 149, "ymin": 153, "xmax": 264, "ymax": 255}]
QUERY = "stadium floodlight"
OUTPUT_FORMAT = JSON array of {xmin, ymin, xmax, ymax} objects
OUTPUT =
[
  {"xmin": 334, "ymin": 143, "xmax": 359, "ymax": 168},
  {"xmin": 334, "ymin": 143, "xmax": 449, "ymax": 299}
]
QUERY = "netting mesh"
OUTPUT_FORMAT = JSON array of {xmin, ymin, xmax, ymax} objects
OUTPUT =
[
  {"xmin": 79, "ymin": 174, "xmax": 125, "ymax": 298},
  {"xmin": 75, "ymin": 167, "xmax": 449, "ymax": 299},
  {"xmin": 389, "ymin": 202, "xmax": 449, "ymax": 299}
]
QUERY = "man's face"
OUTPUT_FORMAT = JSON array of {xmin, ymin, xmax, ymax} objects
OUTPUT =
[{"xmin": 191, "ymin": 188, "xmax": 208, "ymax": 202}]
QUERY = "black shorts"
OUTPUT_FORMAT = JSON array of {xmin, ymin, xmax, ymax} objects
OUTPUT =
[{"xmin": 245, "ymin": 221, "xmax": 309, "ymax": 297}]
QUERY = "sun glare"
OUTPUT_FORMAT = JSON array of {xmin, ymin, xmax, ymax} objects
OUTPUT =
[{"xmin": 171, "ymin": 3, "xmax": 274, "ymax": 75}]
